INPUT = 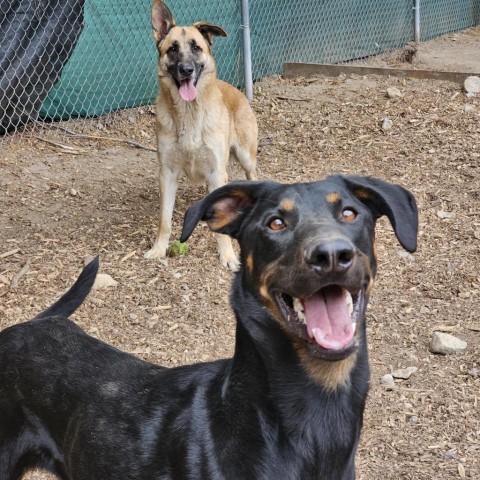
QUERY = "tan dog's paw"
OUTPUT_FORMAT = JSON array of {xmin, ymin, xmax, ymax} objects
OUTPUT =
[
  {"xmin": 221, "ymin": 253, "xmax": 240, "ymax": 272},
  {"xmin": 144, "ymin": 245, "xmax": 167, "ymax": 259}
]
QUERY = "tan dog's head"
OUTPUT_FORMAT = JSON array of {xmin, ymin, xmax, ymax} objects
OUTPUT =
[{"xmin": 151, "ymin": 0, "xmax": 227, "ymax": 101}]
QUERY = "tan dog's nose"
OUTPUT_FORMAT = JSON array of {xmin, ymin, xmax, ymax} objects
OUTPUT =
[{"xmin": 178, "ymin": 62, "xmax": 194, "ymax": 77}]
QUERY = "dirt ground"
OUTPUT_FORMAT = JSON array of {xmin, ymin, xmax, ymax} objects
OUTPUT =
[{"xmin": 1, "ymin": 28, "xmax": 480, "ymax": 480}]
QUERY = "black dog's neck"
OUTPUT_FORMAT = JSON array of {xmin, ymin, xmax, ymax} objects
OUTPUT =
[
  {"xmin": 217, "ymin": 275, "xmax": 368, "ymax": 475},
  {"xmin": 224, "ymin": 273, "xmax": 368, "ymax": 405}
]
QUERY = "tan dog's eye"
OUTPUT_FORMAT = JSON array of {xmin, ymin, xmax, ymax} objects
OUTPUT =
[
  {"xmin": 269, "ymin": 218, "xmax": 286, "ymax": 231},
  {"xmin": 192, "ymin": 44, "xmax": 202, "ymax": 53},
  {"xmin": 342, "ymin": 208, "xmax": 357, "ymax": 222},
  {"xmin": 167, "ymin": 44, "xmax": 178, "ymax": 54}
]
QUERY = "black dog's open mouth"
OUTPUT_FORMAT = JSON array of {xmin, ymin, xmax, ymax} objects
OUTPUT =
[{"xmin": 276, "ymin": 286, "xmax": 364, "ymax": 361}]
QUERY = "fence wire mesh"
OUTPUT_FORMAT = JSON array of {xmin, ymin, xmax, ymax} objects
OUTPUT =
[{"xmin": 1, "ymin": 0, "xmax": 479, "ymax": 141}]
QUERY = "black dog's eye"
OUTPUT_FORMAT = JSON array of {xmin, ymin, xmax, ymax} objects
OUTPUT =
[
  {"xmin": 269, "ymin": 217, "xmax": 286, "ymax": 231},
  {"xmin": 341, "ymin": 208, "xmax": 357, "ymax": 222}
]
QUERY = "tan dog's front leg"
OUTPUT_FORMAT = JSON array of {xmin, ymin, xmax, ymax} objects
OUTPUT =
[
  {"xmin": 144, "ymin": 167, "xmax": 178, "ymax": 259},
  {"xmin": 208, "ymin": 170, "xmax": 240, "ymax": 271}
]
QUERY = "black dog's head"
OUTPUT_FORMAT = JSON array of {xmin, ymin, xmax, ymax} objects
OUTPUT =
[
  {"xmin": 151, "ymin": 0, "xmax": 226, "ymax": 102},
  {"xmin": 182, "ymin": 176, "xmax": 418, "ymax": 386}
]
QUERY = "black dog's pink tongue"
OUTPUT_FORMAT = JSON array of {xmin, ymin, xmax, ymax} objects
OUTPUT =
[
  {"xmin": 179, "ymin": 78, "xmax": 197, "ymax": 101},
  {"xmin": 304, "ymin": 286, "xmax": 355, "ymax": 350}
]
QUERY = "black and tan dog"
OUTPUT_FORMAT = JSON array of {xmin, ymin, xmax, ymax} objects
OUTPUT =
[
  {"xmin": 0, "ymin": 175, "xmax": 417, "ymax": 479},
  {"xmin": 144, "ymin": 0, "xmax": 258, "ymax": 270}
]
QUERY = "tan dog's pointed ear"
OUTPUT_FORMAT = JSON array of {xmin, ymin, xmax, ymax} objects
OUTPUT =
[
  {"xmin": 152, "ymin": 0, "xmax": 176, "ymax": 44},
  {"xmin": 193, "ymin": 22, "xmax": 227, "ymax": 45}
]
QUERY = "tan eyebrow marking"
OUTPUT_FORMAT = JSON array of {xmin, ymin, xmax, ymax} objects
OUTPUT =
[
  {"xmin": 326, "ymin": 192, "xmax": 340, "ymax": 203},
  {"xmin": 280, "ymin": 199, "xmax": 296, "ymax": 211}
]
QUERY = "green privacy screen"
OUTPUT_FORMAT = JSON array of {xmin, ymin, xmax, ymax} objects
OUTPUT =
[{"xmin": 39, "ymin": 0, "xmax": 480, "ymax": 121}]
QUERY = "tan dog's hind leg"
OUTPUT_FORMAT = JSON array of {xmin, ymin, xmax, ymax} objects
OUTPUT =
[
  {"xmin": 233, "ymin": 141, "xmax": 257, "ymax": 181},
  {"xmin": 144, "ymin": 167, "xmax": 179, "ymax": 259},
  {"xmin": 208, "ymin": 169, "xmax": 240, "ymax": 271}
]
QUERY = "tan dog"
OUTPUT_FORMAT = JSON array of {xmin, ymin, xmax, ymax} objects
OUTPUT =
[{"xmin": 145, "ymin": 0, "xmax": 258, "ymax": 270}]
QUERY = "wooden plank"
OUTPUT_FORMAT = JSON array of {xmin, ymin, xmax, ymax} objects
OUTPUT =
[{"xmin": 283, "ymin": 63, "xmax": 477, "ymax": 84}]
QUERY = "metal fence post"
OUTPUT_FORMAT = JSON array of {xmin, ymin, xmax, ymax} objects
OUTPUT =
[
  {"xmin": 414, "ymin": 0, "xmax": 421, "ymax": 42},
  {"xmin": 240, "ymin": 0, "xmax": 254, "ymax": 101}
]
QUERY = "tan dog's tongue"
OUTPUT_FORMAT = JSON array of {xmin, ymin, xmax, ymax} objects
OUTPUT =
[
  {"xmin": 179, "ymin": 79, "xmax": 197, "ymax": 101},
  {"xmin": 304, "ymin": 286, "xmax": 355, "ymax": 350}
]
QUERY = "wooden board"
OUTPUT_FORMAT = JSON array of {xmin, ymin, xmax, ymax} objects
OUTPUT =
[{"xmin": 283, "ymin": 63, "xmax": 478, "ymax": 84}]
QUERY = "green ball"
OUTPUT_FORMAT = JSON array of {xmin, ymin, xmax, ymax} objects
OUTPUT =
[{"xmin": 169, "ymin": 240, "xmax": 189, "ymax": 257}]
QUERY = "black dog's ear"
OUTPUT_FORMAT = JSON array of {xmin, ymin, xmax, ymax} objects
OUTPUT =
[
  {"xmin": 193, "ymin": 21, "xmax": 227, "ymax": 45},
  {"xmin": 181, "ymin": 181, "xmax": 276, "ymax": 242},
  {"xmin": 340, "ymin": 175, "xmax": 419, "ymax": 253},
  {"xmin": 151, "ymin": 0, "xmax": 176, "ymax": 44}
]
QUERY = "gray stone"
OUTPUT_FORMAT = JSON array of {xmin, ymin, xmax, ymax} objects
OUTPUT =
[
  {"xmin": 381, "ymin": 118, "xmax": 393, "ymax": 130},
  {"xmin": 464, "ymin": 76, "xmax": 480, "ymax": 94},
  {"xmin": 429, "ymin": 332, "xmax": 467, "ymax": 354},
  {"xmin": 92, "ymin": 273, "xmax": 118, "ymax": 290},
  {"xmin": 392, "ymin": 366, "xmax": 418, "ymax": 380},
  {"xmin": 386, "ymin": 87, "xmax": 402, "ymax": 99},
  {"xmin": 381, "ymin": 373, "xmax": 395, "ymax": 389}
]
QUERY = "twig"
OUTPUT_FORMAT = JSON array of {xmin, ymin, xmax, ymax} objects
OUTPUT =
[
  {"xmin": 33, "ymin": 136, "xmax": 86, "ymax": 154},
  {"xmin": 120, "ymin": 251, "xmax": 137, "ymax": 263},
  {"xmin": 11, "ymin": 262, "xmax": 29, "ymax": 288},
  {"xmin": 33, "ymin": 121, "xmax": 156, "ymax": 152},
  {"xmin": 276, "ymin": 96, "xmax": 313, "ymax": 102},
  {"xmin": 0, "ymin": 248, "xmax": 20, "ymax": 259},
  {"xmin": 65, "ymin": 130, "xmax": 156, "ymax": 152}
]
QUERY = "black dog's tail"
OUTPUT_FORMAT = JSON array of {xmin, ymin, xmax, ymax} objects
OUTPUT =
[{"xmin": 34, "ymin": 256, "xmax": 99, "ymax": 320}]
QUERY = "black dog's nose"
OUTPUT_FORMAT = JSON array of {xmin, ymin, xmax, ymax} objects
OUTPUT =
[
  {"xmin": 305, "ymin": 239, "xmax": 355, "ymax": 273},
  {"xmin": 178, "ymin": 63, "xmax": 194, "ymax": 77}
]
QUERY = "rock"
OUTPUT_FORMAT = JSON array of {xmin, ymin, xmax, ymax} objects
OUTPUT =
[
  {"xmin": 429, "ymin": 332, "xmax": 467, "ymax": 354},
  {"xmin": 381, "ymin": 373, "xmax": 395, "ymax": 389},
  {"xmin": 436, "ymin": 210, "xmax": 454, "ymax": 219},
  {"xmin": 381, "ymin": 118, "xmax": 393, "ymax": 130},
  {"xmin": 444, "ymin": 450, "xmax": 456, "ymax": 461},
  {"xmin": 468, "ymin": 367, "xmax": 479, "ymax": 378},
  {"xmin": 464, "ymin": 75, "xmax": 480, "ymax": 94},
  {"xmin": 69, "ymin": 187, "xmax": 78, "ymax": 196},
  {"xmin": 386, "ymin": 87, "xmax": 402, "ymax": 99},
  {"xmin": 464, "ymin": 104, "xmax": 475, "ymax": 112},
  {"xmin": 92, "ymin": 273, "xmax": 118, "ymax": 290},
  {"xmin": 392, "ymin": 366, "xmax": 418, "ymax": 380}
]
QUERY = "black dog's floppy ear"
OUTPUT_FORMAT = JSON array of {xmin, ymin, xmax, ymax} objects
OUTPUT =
[
  {"xmin": 193, "ymin": 21, "xmax": 227, "ymax": 45},
  {"xmin": 341, "ymin": 175, "xmax": 419, "ymax": 253},
  {"xmin": 181, "ymin": 181, "xmax": 275, "ymax": 242},
  {"xmin": 151, "ymin": 0, "xmax": 176, "ymax": 44}
]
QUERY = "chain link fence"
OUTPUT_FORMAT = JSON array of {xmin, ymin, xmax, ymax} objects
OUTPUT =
[{"xmin": 1, "ymin": 0, "xmax": 479, "ymax": 140}]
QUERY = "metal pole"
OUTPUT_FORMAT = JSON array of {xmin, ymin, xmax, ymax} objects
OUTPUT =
[
  {"xmin": 240, "ymin": 0, "xmax": 254, "ymax": 101},
  {"xmin": 414, "ymin": 0, "xmax": 420, "ymax": 43}
]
